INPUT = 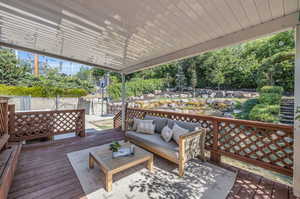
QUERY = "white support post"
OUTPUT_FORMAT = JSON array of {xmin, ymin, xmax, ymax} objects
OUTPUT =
[
  {"xmin": 121, "ymin": 73, "xmax": 126, "ymax": 131},
  {"xmin": 294, "ymin": 25, "xmax": 300, "ymax": 197}
]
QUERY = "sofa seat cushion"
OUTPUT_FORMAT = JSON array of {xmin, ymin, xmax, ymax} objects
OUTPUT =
[{"xmin": 126, "ymin": 131, "xmax": 178, "ymax": 159}]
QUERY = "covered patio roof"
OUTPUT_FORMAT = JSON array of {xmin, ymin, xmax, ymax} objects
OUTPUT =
[{"xmin": 0, "ymin": 0, "xmax": 299, "ymax": 74}]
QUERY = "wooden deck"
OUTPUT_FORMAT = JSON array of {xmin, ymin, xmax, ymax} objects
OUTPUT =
[{"xmin": 7, "ymin": 129, "xmax": 298, "ymax": 199}]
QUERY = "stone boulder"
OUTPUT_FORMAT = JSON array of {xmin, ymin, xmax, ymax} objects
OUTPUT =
[
  {"xmin": 215, "ymin": 91, "xmax": 226, "ymax": 98},
  {"xmin": 154, "ymin": 90, "xmax": 162, "ymax": 95}
]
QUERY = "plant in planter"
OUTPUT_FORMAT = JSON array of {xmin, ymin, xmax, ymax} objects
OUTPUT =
[{"xmin": 109, "ymin": 141, "xmax": 121, "ymax": 152}]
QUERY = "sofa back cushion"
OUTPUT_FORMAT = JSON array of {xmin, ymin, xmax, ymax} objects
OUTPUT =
[
  {"xmin": 167, "ymin": 119, "xmax": 200, "ymax": 132},
  {"xmin": 144, "ymin": 115, "xmax": 168, "ymax": 133}
]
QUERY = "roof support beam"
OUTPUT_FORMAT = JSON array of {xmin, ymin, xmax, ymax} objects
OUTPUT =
[
  {"xmin": 121, "ymin": 73, "xmax": 126, "ymax": 131},
  {"xmin": 123, "ymin": 12, "xmax": 300, "ymax": 74},
  {"xmin": 294, "ymin": 24, "xmax": 300, "ymax": 198},
  {"xmin": 0, "ymin": 41, "xmax": 121, "ymax": 73}
]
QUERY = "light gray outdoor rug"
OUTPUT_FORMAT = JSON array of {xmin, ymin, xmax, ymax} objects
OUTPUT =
[{"xmin": 67, "ymin": 143, "xmax": 237, "ymax": 199}]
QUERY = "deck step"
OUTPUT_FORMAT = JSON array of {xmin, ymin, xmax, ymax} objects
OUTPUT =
[
  {"xmin": 280, "ymin": 115, "xmax": 294, "ymax": 120},
  {"xmin": 279, "ymin": 112, "xmax": 294, "ymax": 116},
  {"xmin": 280, "ymin": 98, "xmax": 295, "ymax": 126},
  {"xmin": 280, "ymin": 119, "xmax": 294, "ymax": 125}
]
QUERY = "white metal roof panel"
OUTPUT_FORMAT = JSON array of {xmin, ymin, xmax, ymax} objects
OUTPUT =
[{"xmin": 0, "ymin": 0, "xmax": 299, "ymax": 73}]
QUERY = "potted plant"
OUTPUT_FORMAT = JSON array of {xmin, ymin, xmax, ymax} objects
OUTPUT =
[{"xmin": 109, "ymin": 141, "xmax": 121, "ymax": 152}]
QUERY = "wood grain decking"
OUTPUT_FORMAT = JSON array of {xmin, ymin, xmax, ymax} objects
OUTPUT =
[{"xmin": 8, "ymin": 129, "xmax": 298, "ymax": 199}]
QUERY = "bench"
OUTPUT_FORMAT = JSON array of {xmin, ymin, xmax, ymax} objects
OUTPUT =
[{"xmin": 0, "ymin": 143, "xmax": 22, "ymax": 199}]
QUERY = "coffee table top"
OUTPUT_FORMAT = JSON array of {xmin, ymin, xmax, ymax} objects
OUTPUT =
[{"xmin": 89, "ymin": 142, "xmax": 153, "ymax": 173}]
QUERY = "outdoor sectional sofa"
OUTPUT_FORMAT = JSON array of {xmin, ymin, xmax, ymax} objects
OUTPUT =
[{"xmin": 125, "ymin": 115, "xmax": 207, "ymax": 176}]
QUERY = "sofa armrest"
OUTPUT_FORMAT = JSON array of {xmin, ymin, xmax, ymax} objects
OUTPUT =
[{"xmin": 178, "ymin": 129, "xmax": 207, "ymax": 162}]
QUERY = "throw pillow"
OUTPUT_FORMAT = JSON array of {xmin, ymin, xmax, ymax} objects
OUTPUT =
[
  {"xmin": 172, "ymin": 123, "xmax": 189, "ymax": 145},
  {"xmin": 161, "ymin": 126, "xmax": 173, "ymax": 142},
  {"xmin": 131, "ymin": 118, "xmax": 151, "ymax": 131},
  {"xmin": 137, "ymin": 120, "xmax": 155, "ymax": 134},
  {"xmin": 144, "ymin": 115, "xmax": 168, "ymax": 133}
]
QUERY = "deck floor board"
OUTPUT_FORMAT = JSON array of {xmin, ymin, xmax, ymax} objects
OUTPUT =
[{"xmin": 8, "ymin": 129, "xmax": 299, "ymax": 199}]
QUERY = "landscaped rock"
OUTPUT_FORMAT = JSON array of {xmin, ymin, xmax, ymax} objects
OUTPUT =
[
  {"xmin": 181, "ymin": 99, "xmax": 189, "ymax": 103},
  {"xmin": 163, "ymin": 94, "xmax": 170, "ymax": 98},
  {"xmin": 224, "ymin": 112, "xmax": 233, "ymax": 118},
  {"xmin": 233, "ymin": 91, "xmax": 244, "ymax": 98},
  {"xmin": 180, "ymin": 94, "xmax": 188, "ymax": 98},
  {"xmin": 223, "ymin": 100, "xmax": 235, "ymax": 106},
  {"xmin": 226, "ymin": 91, "xmax": 234, "ymax": 97},
  {"xmin": 210, "ymin": 92, "xmax": 216, "ymax": 98},
  {"xmin": 215, "ymin": 91, "xmax": 226, "ymax": 98},
  {"xmin": 145, "ymin": 93, "xmax": 155, "ymax": 98},
  {"xmin": 202, "ymin": 94, "xmax": 209, "ymax": 98},
  {"xmin": 233, "ymin": 109, "xmax": 242, "ymax": 114},
  {"xmin": 154, "ymin": 90, "xmax": 162, "ymax": 95}
]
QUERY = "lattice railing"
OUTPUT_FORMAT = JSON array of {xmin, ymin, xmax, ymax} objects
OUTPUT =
[
  {"xmin": 9, "ymin": 109, "xmax": 85, "ymax": 141},
  {"xmin": 113, "ymin": 111, "xmax": 122, "ymax": 128},
  {"xmin": 113, "ymin": 108, "xmax": 294, "ymax": 176}
]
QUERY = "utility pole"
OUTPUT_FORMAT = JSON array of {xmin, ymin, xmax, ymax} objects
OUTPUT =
[{"xmin": 34, "ymin": 54, "xmax": 39, "ymax": 76}]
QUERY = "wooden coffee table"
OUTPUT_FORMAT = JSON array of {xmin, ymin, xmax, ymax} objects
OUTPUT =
[{"xmin": 88, "ymin": 142, "xmax": 154, "ymax": 192}]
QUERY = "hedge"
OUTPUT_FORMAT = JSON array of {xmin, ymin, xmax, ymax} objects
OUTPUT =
[
  {"xmin": 236, "ymin": 86, "xmax": 283, "ymax": 123},
  {"xmin": 258, "ymin": 86, "xmax": 283, "ymax": 95},
  {"xmin": 108, "ymin": 78, "xmax": 167, "ymax": 100},
  {"xmin": 235, "ymin": 98, "xmax": 259, "ymax": 120},
  {"xmin": 0, "ymin": 84, "xmax": 88, "ymax": 97},
  {"xmin": 258, "ymin": 93, "xmax": 282, "ymax": 105},
  {"xmin": 249, "ymin": 104, "xmax": 280, "ymax": 123}
]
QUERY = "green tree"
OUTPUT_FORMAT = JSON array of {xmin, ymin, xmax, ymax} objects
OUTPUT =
[
  {"xmin": 91, "ymin": 68, "xmax": 105, "ymax": 81},
  {"xmin": 211, "ymin": 67, "xmax": 225, "ymax": 90},
  {"xmin": 76, "ymin": 66, "xmax": 92, "ymax": 81},
  {"xmin": 0, "ymin": 48, "xmax": 29, "ymax": 85},
  {"xmin": 257, "ymin": 51, "xmax": 294, "ymax": 91},
  {"xmin": 175, "ymin": 63, "xmax": 186, "ymax": 91},
  {"xmin": 188, "ymin": 62, "xmax": 197, "ymax": 97}
]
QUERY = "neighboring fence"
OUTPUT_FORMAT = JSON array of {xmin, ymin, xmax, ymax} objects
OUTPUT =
[
  {"xmin": 107, "ymin": 103, "xmax": 122, "ymax": 115},
  {"xmin": 113, "ymin": 108, "xmax": 294, "ymax": 176},
  {"xmin": 8, "ymin": 105, "xmax": 85, "ymax": 141}
]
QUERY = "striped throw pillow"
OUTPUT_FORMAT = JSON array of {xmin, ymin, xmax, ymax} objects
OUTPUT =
[{"xmin": 137, "ymin": 120, "xmax": 155, "ymax": 134}]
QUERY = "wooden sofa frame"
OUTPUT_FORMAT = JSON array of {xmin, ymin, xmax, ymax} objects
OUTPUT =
[{"xmin": 126, "ymin": 127, "xmax": 206, "ymax": 177}]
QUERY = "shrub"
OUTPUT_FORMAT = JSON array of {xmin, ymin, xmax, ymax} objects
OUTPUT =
[
  {"xmin": 62, "ymin": 88, "xmax": 88, "ymax": 97},
  {"xmin": 235, "ymin": 98, "xmax": 259, "ymax": 120},
  {"xmin": 258, "ymin": 86, "xmax": 283, "ymax": 95},
  {"xmin": 108, "ymin": 78, "xmax": 167, "ymax": 100},
  {"xmin": 258, "ymin": 93, "xmax": 282, "ymax": 105},
  {"xmin": 0, "ymin": 84, "xmax": 87, "ymax": 97},
  {"xmin": 249, "ymin": 104, "xmax": 280, "ymax": 123}
]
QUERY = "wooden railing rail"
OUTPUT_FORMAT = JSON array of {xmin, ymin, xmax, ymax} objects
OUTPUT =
[
  {"xmin": 113, "ymin": 108, "xmax": 294, "ymax": 176},
  {"xmin": 8, "ymin": 108, "xmax": 85, "ymax": 141}
]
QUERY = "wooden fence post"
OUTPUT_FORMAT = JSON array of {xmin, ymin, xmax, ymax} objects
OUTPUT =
[
  {"xmin": 8, "ymin": 104, "xmax": 15, "ymax": 137},
  {"xmin": 0, "ymin": 98, "xmax": 9, "ymax": 150},
  {"xmin": 210, "ymin": 119, "xmax": 221, "ymax": 163},
  {"xmin": 78, "ymin": 110, "xmax": 85, "ymax": 137}
]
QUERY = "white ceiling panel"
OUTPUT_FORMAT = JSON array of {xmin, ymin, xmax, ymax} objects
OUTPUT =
[
  {"xmin": 284, "ymin": 0, "xmax": 299, "ymax": 15},
  {"xmin": 0, "ymin": 0, "xmax": 298, "ymax": 73}
]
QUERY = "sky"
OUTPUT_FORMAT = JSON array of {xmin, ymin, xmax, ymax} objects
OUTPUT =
[{"xmin": 16, "ymin": 50, "xmax": 92, "ymax": 75}]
